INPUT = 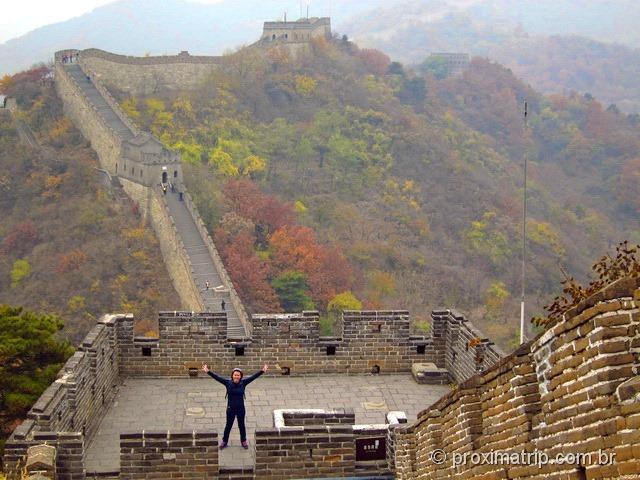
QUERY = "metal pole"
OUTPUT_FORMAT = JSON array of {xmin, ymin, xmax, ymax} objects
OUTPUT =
[{"xmin": 521, "ymin": 100, "xmax": 528, "ymax": 344}]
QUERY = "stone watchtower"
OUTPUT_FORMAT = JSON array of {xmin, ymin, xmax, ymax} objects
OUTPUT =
[{"xmin": 261, "ymin": 16, "xmax": 331, "ymax": 43}]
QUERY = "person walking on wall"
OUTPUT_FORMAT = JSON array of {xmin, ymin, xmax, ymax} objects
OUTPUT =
[
  {"xmin": 201, "ymin": 363, "xmax": 268, "ymax": 449},
  {"xmin": 221, "ymin": 299, "xmax": 226, "ymax": 311}
]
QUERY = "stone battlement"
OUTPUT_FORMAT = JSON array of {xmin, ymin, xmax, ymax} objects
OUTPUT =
[
  {"xmin": 394, "ymin": 276, "xmax": 640, "ymax": 479},
  {"xmin": 3, "ymin": 307, "xmax": 495, "ymax": 478}
]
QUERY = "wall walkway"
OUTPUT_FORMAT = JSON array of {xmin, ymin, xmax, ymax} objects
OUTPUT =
[{"xmin": 54, "ymin": 53, "xmax": 250, "ymax": 339}]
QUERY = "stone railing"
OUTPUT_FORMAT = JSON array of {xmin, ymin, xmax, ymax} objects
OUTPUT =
[{"xmin": 182, "ymin": 189, "xmax": 251, "ymax": 337}]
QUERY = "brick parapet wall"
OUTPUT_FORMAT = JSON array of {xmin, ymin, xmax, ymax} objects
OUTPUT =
[
  {"xmin": 119, "ymin": 431, "xmax": 218, "ymax": 480},
  {"xmin": 4, "ymin": 432, "xmax": 85, "ymax": 480},
  {"xmin": 396, "ymin": 277, "xmax": 640, "ymax": 479},
  {"xmin": 110, "ymin": 310, "xmax": 438, "ymax": 376},
  {"xmin": 432, "ymin": 308, "xmax": 506, "ymax": 383},
  {"xmin": 254, "ymin": 425, "xmax": 355, "ymax": 479},
  {"xmin": 117, "ymin": 313, "xmax": 227, "ymax": 376}
]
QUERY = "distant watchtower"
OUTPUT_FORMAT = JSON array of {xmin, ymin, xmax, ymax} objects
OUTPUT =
[{"xmin": 261, "ymin": 17, "xmax": 331, "ymax": 43}]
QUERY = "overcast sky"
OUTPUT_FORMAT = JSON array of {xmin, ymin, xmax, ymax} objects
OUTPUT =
[{"xmin": 0, "ymin": 0, "xmax": 226, "ymax": 43}]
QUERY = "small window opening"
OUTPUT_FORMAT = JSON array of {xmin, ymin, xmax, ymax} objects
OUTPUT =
[
  {"xmin": 142, "ymin": 347, "xmax": 152, "ymax": 357},
  {"xmin": 326, "ymin": 346, "xmax": 336, "ymax": 356},
  {"xmin": 235, "ymin": 346, "xmax": 245, "ymax": 356},
  {"xmin": 281, "ymin": 366, "xmax": 291, "ymax": 376},
  {"xmin": 371, "ymin": 365, "xmax": 380, "ymax": 374},
  {"xmin": 417, "ymin": 345, "xmax": 426, "ymax": 354}
]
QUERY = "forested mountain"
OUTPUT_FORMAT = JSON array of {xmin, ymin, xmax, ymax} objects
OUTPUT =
[
  {"xmin": 347, "ymin": 2, "xmax": 640, "ymax": 112},
  {"xmin": 4, "ymin": 0, "xmax": 640, "ymax": 113},
  {"xmin": 0, "ymin": 69, "xmax": 179, "ymax": 343},
  {"xmin": 110, "ymin": 38, "xmax": 639, "ymax": 347}
]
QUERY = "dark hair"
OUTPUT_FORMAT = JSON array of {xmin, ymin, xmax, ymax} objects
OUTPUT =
[{"xmin": 231, "ymin": 368, "xmax": 243, "ymax": 378}]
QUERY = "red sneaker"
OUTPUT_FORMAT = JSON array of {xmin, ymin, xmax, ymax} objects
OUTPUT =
[{"xmin": 241, "ymin": 441, "xmax": 249, "ymax": 449}]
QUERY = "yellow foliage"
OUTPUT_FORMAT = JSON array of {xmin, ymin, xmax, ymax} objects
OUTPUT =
[
  {"xmin": 528, "ymin": 219, "xmax": 565, "ymax": 256},
  {"xmin": 131, "ymin": 250, "xmax": 149, "ymax": 263},
  {"xmin": 209, "ymin": 149, "xmax": 239, "ymax": 176},
  {"xmin": 295, "ymin": 75, "xmax": 317, "ymax": 97},
  {"xmin": 242, "ymin": 154, "xmax": 267, "ymax": 175},
  {"xmin": 43, "ymin": 175, "xmax": 64, "ymax": 198},
  {"xmin": 48, "ymin": 117, "xmax": 72, "ymax": 140},
  {"xmin": 367, "ymin": 270, "xmax": 397, "ymax": 300},
  {"xmin": 67, "ymin": 295, "xmax": 86, "ymax": 313},
  {"xmin": 172, "ymin": 95, "xmax": 195, "ymax": 121},
  {"xmin": 0, "ymin": 73, "xmax": 14, "ymax": 93},
  {"xmin": 485, "ymin": 281, "xmax": 509, "ymax": 312},
  {"xmin": 294, "ymin": 200, "xmax": 308, "ymax": 214},
  {"xmin": 145, "ymin": 97, "xmax": 165, "ymax": 115},
  {"xmin": 123, "ymin": 227, "xmax": 146, "ymax": 240},
  {"xmin": 121, "ymin": 97, "xmax": 141, "ymax": 121}
]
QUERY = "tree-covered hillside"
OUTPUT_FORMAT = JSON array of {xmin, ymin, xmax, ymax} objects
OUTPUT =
[
  {"xmin": 0, "ymin": 68, "xmax": 179, "ymax": 343},
  {"xmin": 113, "ymin": 38, "xmax": 638, "ymax": 347}
]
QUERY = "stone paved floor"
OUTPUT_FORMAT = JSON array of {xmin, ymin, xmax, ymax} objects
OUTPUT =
[{"xmin": 85, "ymin": 374, "xmax": 450, "ymax": 473}]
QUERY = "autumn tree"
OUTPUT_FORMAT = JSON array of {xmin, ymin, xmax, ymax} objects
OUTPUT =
[
  {"xmin": 217, "ymin": 230, "xmax": 280, "ymax": 313},
  {"xmin": 356, "ymin": 49, "xmax": 391, "ymax": 76}
]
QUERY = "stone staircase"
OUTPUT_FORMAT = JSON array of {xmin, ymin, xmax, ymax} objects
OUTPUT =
[
  {"xmin": 62, "ymin": 62, "xmax": 248, "ymax": 339},
  {"xmin": 64, "ymin": 64, "xmax": 135, "ymax": 140},
  {"xmin": 163, "ymin": 189, "xmax": 246, "ymax": 338}
]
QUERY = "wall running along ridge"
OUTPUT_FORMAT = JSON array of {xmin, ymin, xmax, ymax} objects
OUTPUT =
[
  {"xmin": 394, "ymin": 277, "xmax": 640, "ymax": 480},
  {"xmin": 79, "ymin": 48, "xmax": 227, "ymax": 96}
]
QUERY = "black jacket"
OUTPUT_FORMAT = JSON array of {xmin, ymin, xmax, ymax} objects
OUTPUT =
[{"xmin": 207, "ymin": 370, "xmax": 263, "ymax": 412}]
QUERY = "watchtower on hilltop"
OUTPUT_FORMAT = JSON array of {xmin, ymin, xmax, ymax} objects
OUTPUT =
[{"xmin": 261, "ymin": 16, "xmax": 331, "ymax": 43}]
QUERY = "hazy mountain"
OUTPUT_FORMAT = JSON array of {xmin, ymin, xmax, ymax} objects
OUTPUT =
[
  {"xmin": 346, "ymin": 0, "xmax": 640, "ymax": 50},
  {"xmin": 344, "ymin": 1, "xmax": 640, "ymax": 112},
  {"xmin": 0, "ymin": 0, "xmax": 389, "ymax": 76}
]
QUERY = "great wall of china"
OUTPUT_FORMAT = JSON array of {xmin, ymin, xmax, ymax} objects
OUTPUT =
[{"xmin": 3, "ymin": 18, "xmax": 640, "ymax": 480}]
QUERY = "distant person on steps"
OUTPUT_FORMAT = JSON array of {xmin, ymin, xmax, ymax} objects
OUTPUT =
[{"xmin": 201, "ymin": 363, "xmax": 268, "ymax": 449}]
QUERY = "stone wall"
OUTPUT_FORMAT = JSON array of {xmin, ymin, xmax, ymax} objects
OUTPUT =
[
  {"xmin": 4, "ymin": 432, "xmax": 85, "ymax": 480},
  {"xmin": 55, "ymin": 61, "xmax": 123, "ymax": 173},
  {"xmin": 79, "ymin": 49, "xmax": 226, "ymax": 96},
  {"xmin": 121, "ymin": 179, "xmax": 203, "ymax": 311},
  {"xmin": 432, "ymin": 309, "xmax": 505, "ymax": 383},
  {"xmin": 116, "ymin": 310, "xmax": 435, "ymax": 376},
  {"xmin": 254, "ymin": 425, "xmax": 355, "ymax": 479},
  {"xmin": 119, "ymin": 431, "xmax": 218, "ymax": 480},
  {"xmin": 395, "ymin": 277, "xmax": 640, "ymax": 479}
]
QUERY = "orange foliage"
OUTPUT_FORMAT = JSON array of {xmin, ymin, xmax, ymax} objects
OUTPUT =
[
  {"xmin": 218, "ymin": 230, "xmax": 280, "ymax": 313},
  {"xmin": 56, "ymin": 250, "xmax": 88, "ymax": 273},
  {"xmin": 617, "ymin": 158, "xmax": 640, "ymax": 214},
  {"xmin": 356, "ymin": 48, "xmax": 391, "ymax": 75},
  {"xmin": 269, "ymin": 225, "xmax": 353, "ymax": 309},
  {"xmin": 1, "ymin": 220, "xmax": 39, "ymax": 256}
]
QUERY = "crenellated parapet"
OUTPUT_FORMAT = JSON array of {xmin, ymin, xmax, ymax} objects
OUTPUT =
[{"xmin": 395, "ymin": 276, "xmax": 640, "ymax": 479}]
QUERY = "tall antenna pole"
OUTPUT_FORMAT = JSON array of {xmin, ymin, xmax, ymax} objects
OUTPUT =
[{"xmin": 520, "ymin": 100, "xmax": 528, "ymax": 345}]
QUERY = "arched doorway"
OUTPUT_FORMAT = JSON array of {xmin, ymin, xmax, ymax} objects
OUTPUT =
[{"xmin": 162, "ymin": 171, "xmax": 168, "ymax": 184}]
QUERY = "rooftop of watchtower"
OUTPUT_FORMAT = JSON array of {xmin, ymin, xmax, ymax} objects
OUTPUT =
[{"xmin": 84, "ymin": 374, "xmax": 449, "ymax": 472}]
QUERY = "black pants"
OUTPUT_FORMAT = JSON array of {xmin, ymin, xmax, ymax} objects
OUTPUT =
[{"xmin": 223, "ymin": 408, "xmax": 246, "ymax": 442}]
